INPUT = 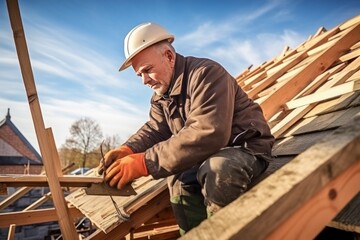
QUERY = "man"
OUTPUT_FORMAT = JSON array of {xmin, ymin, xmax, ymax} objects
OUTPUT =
[{"xmin": 99, "ymin": 22, "xmax": 274, "ymax": 235}]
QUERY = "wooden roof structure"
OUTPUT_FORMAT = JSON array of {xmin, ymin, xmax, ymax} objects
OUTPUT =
[{"xmin": 0, "ymin": 0, "xmax": 359, "ymax": 239}]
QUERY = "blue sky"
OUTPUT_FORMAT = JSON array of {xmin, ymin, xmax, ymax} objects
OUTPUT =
[{"xmin": 1, "ymin": 0, "xmax": 359, "ymax": 152}]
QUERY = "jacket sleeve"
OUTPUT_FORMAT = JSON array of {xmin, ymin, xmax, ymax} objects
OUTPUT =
[
  {"xmin": 145, "ymin": 63, "xmax": 236, "ymax": 178},
  {"xmin": 124, "ymin": 99, "xmax": 172, "ymax": 153}
]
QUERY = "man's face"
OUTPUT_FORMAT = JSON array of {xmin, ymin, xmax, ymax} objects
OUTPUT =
[{"xmin": 131, "ymin": 45, "xmax": 174, "ymax": 96}]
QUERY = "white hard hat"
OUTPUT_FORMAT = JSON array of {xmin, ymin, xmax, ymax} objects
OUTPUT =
[{"xmin": 119, "ymin": 22, "xmax": 175, "ymax": 71}]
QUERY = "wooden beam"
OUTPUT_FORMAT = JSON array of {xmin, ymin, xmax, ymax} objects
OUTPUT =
[
  {"xmin": 266, "ymin": 159, "xmax": 360, "ymax": 239},
  {"xmin": 180, "ymin": 114, "xmax": 360, "ymax": 240},
  {"xmin": 285, "ymin": 79, "xmax": 360, "ymax": 110},
  {"xmin": 0, "ymin": 175, "xmax": 103, "ymax": 187},
  {"xmin": 23, "ymin": 192, "xmax": 52, "ymax": 211},
  {"xmin": 271, "ymin": 104, "xmax": 316, "ymax": 138},
  {"xmin": 259, "ymin": 23, "xmax": 360, "ymax": 120},
  {"xmin": 0, "ymin": 163, "xmax": 74, "ymax": 210},
  {"xmin": 0, "ymin": 207, "xmax": 83, "ymax": 227},
  {"xmin": 317, "ymin": 55, "xmax": 360, "ymax": 90},
  {"xmin": 6, "ymin": 0, "xmax": 78, "ymax": 238},
  {"xmin": 247, "ymin": 51, "xmax": 308, "ymax": 99},
  {"xmin": 0, "ymin": 186, "xmax": 31, "ymax": 210}
]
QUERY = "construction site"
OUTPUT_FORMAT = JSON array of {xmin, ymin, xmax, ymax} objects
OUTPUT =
[{"xmin": 0, "ymin": 0, "xmax": 360, "ymax": 239}]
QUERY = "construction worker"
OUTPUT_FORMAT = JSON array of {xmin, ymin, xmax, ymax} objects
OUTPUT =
[{"xmin": 99, "ymin": 22, "xmax": 274, "ymax": 235}]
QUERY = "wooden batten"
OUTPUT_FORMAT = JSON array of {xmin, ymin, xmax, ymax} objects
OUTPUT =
[{"xmin": 261, "ymin": 23, "xmax": 360, "ymax": 120}]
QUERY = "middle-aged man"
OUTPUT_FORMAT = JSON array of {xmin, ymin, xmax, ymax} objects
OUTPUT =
[{"xmin": 99, "ymin": 22, "xmax": 275, "ymax": 235}]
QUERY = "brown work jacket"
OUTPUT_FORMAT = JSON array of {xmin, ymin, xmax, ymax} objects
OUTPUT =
[{"xmin": 125, "ymin": 53, "xmax": 274, "ymax": 179}]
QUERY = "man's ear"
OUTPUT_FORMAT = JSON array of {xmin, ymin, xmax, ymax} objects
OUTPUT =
[{"xmin": 165, "ymin": 49, "xmax": 175, "ymax": 64}]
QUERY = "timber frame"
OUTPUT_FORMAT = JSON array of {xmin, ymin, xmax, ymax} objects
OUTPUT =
[{"xmin": 1, "ymin": 0, "xmax": 360, "ymax": 239}]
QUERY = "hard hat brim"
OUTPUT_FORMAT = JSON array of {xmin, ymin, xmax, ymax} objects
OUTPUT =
[{"xmin": 118, "ymin": 35, "xmax": 174, "ymax": 71}]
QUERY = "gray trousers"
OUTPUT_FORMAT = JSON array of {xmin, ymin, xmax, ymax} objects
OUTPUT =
[{"xmin": 167, "ymin": 147, "xmax": 269, "ymax": 234}]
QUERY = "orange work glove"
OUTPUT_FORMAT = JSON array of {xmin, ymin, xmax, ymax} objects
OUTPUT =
[
  {"xmin": 97, "ymin": 145, "xmax": 133, "ymax": 175},
  {"xmin": 104, "ymin": 153, "xmax": 149, "ymax": 189}
]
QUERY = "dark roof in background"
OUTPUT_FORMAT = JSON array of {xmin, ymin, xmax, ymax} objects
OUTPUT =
[{"xmin": 0, "ymin": 108, "xmax": 42, "ymax": 165}]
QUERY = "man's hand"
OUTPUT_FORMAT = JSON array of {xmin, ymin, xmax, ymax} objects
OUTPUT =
[
  {"xmin": 104, "ymin": 153, "xmax": 149, "ymax": 189},
  {"xmin": 97, "ymin": 145, "xmax": 133, "ymax": 175}
]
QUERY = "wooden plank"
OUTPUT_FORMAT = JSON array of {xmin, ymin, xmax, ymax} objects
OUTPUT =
[
  {"xmin": 180, "ymin": 114, "xmax": 360, "ymax": 240},
  {"xmin": 307, "ymin": 38, "xmax": 337, "ymax": 56},
  {"xmin": 294, "ymin": 63, "xmax": 345, "ymax": 99},
  {"xmin": 23, "ymin": 192, "xmax": 52, "ymax": 211},
  {"xmin": 304, "ymin": 91, "xmax": 360, "ymax": 117},
  {"xmin": 66, "ymin": 176, "xmax": 166, "ymax": 233},
  {"xmin": 339, "ymin": 14, "xmax": 360, "ymax": 30},
  {"xmin": 0, "ymin": 186, "xmax": 31, "ymax": 210},
  {"xmin": 266, "ymin": 158, "xmax": 360, "ymax": 239},
  {"xmin": 273, "ymin": 67, "xmax": 358, "ymax": 138},
  {"xmin": 47, "ymin": 128, "xmax": 63, "ymax": 177},
  {"xmin": 285, "ymin": 106, "xmax": 360, "ymax": 137},
  {"xmin": 318, "ymin": 55, "xmax": 360, "ymax": 90},
  {"xmin": 296, "ymin": 25, "xmax": 339, "ymax": 53},
  {"xmin": 285, "ymin": 80, "xmax": 360, "ymax": 110},
  {"xmin": 271, "ymin": 104, "xmax": 316, "ymax": 138},
  {"xmin": 0, "ymin": 207, "xmax": 83, "ymax": 227},
  {"xmin": 0, "ymin": 163, "xmax": 74, "ymax": 210},
  {"xmin": 0, "ymin": 175, "xmax": 103, "ymax": 187},
  {"xmin": 314, "ymin": 26, "xmax": 326, "ymax": 38},
  {"xmin": 87, "ymin": 189, "xmax": 170, "ymax": 240},
  {"xmin": 242, "ymin": 71, "xmax": 266, "ymax": 91},
  {"xmin": 6, "ymin": 0, "xmax": 78, "ymax": 238},
  {"xmin": 247, "ymin": 51, "xmax": 308, "ymax": 99},
  {"xmin": 339, "ymin": 47, "xmax": 360, "ymax": 62},
  {"xmin": 260, "ymin": 23, "xmax": 360, "ymax": 120}
]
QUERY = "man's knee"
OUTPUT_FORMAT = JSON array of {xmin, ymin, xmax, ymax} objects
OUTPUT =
[{"xmin": 197, "ymin": 147, "xmax": 266, "ymax": 208}]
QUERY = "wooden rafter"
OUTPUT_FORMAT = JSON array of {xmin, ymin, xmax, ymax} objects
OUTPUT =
[
  {"xmin": 0, "ymin": 207, "xmax": 83, "ymax": 227},
  {"xmin": 260, "ymin": 23, "xmax": 360, "ymax": 120}
]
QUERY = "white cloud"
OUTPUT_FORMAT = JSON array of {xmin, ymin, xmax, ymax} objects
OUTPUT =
[
  {"xmin": 178, "ymin": 21, "xmax": 236, "ymax": 48},
  {"xmin": 256, "ymin": 29, "xmax": 303, "ymax": 58},
  {"xmin": 0, "ymin": 14, "xmax": 149, "ymax": 151},
  {"xmin": 0, "ymin": 0, "xmax": 306, "ymax": 152},
  {"xmin": 177, "ymin": 0, "xmax": 282, "ymax": 49}
]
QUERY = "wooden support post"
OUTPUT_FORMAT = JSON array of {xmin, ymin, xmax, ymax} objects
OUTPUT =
[{"xmin": 6, "ymin": 0, "xmax": 78, "ymax": 238}]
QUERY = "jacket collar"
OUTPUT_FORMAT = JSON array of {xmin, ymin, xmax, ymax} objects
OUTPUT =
[{"xmin": 153, "ymin": 53, "xmax": 186, "ymax": 102}]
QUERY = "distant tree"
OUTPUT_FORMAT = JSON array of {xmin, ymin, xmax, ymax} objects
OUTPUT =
[
  {"xmin": 64, "ymin": 117, "xmax": 103, "ymax": 168},
  {"xmin": 101, "ymin": 135, "xmax": 122, "ymax": 153}
]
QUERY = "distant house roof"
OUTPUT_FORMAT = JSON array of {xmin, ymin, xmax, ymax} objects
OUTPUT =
[{"xmin": 0, "ymin": 108, "xmax": 42, "ymax": 165}]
